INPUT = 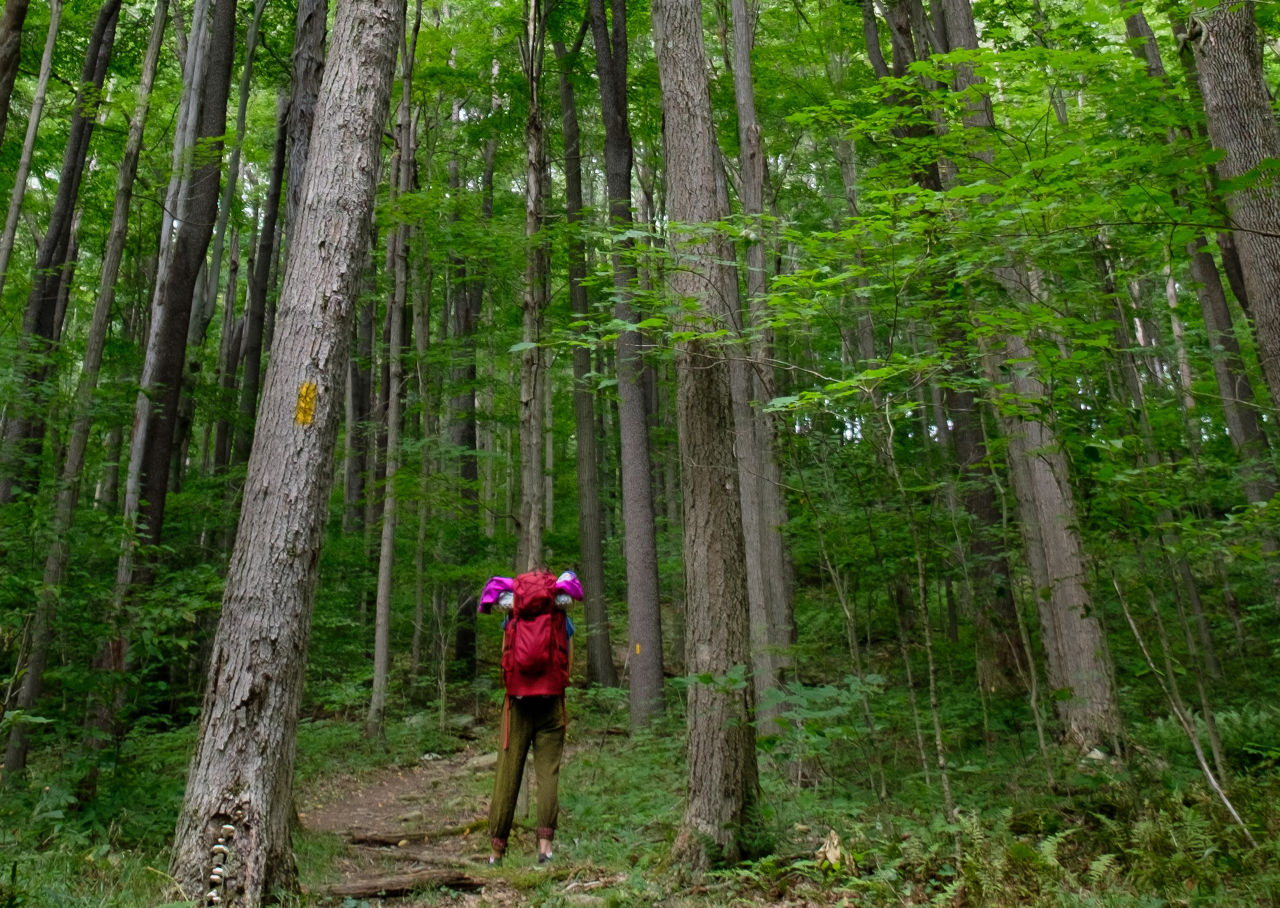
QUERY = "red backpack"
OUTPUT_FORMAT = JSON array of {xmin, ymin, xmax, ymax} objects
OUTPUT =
[{"xmin": 501, "ymin": 571, "xmax": 570, "ymax": 697}]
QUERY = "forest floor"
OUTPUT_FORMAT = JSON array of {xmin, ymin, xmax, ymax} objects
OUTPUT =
[{"xmin": 296, "ymin": 735, "xmax": 629, "ymax": 906}]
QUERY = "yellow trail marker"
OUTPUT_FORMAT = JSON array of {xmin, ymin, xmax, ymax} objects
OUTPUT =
[{"xmin": 295, "ymin": 382, "xmax": 318, "ymax": 425}]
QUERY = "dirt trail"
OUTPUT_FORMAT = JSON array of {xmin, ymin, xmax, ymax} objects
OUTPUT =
[{"xmin": 297, "ymin": 739, "xmax": 610, "ymax": 905}]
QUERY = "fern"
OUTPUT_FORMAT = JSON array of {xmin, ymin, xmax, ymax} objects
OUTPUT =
[{"xmin": 1085, "ymin": 853, "xmax": 1118, "ymax": 887}]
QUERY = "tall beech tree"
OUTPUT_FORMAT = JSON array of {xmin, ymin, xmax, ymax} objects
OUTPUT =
[
  {"xmin": 516, "ymin": 0, "xmax": 551, "ymax": 571},
  {"xmin": 555, "ymin": 28, "xmax": 617, "ymax": 686},
  {"xmin": 121, "ymin": 0, "xmax": 238, "ymax": 555},
  {"xmin": 170, "ymin": 0, "xmax": 403, "ymax": 896},
  {"xmin": 589, "ymin": 0, "xmax": 664, "ymax": 719},
  {"xmin": 726, "ymin": 0, "xmax": 793, "ymax": 727},
  {"xmin": 939, "ymin": 0, "xmax": 1123, "ymax": 750},
  {"xmin": 990, "ymin": 330, "xmax": 1122, "ymax": 751},
  {"xmin": 652, "ymin": 0, "xmax": 758, "ymax": 870}
]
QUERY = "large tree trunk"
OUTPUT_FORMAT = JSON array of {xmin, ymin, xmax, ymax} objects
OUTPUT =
[
  {"xmin": 0, "ymin": 0, "xmax": 118, "ymax": 504},
  {"xmin": 92, "ymin": 0, "xmax": 235, "ymax": 786},
  {"xmin": 0, "ymin": 0, "xmax": 30, "ymax": 144},
  {"xmin": 1189, "ymin": 2, "xmax": 1280, "ymax": 411},
  {"xmin": 129, "ymin": 0, "xmax": 238, "ymax": 551},
  {"xmin": 589, "ymin": 0, "xmax": 664, "ymax": 721},
  {"xmin": 516, "ymin": 0, "xmax": 550, "ymax": 571},
  {"xmin": 3, "ymin": 0, "xmax": 168, "ymax": 777},
  {"xmin": 652, "ymin": 0, "xmax": 757, "ymax": 871},
  {"xmin": 726, "ymin": 0, "xmax": 793, "ymax": 729},
  {"xmin": 992, "ymin": 332, "xmax": 1121, "ymax": 752},
  {"xmin": 169, "ymin": 0, "xmax": 401, "ymax": 899},
  {"xmin": 555, "ymin": 31, "xmax": 617, "ymax": 686}
]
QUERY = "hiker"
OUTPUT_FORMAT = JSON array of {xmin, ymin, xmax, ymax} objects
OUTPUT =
[{"xmin": 478, "ymin": 569, "xmax": 583, "ymax": 865}]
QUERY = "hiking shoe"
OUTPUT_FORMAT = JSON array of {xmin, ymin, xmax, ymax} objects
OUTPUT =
[
  {"xmin": 537, "ymin": 852, "xmax": 553, "ymax": 864},
  {"xmin": 488, "ymin": 855, "xmax": 503, "ymax": 866}
]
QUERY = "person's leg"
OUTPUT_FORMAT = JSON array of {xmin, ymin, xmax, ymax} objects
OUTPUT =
[
  {"xmin": 530, "ymin": 696, "xmax": 566, "ymax": 859},
  {"xmin": 487, "ymin": 698, "xmax": 534, "ymax": 861}
]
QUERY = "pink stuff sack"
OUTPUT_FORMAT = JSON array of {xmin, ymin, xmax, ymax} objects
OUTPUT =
[
  {"xmin": 554, "ymin": 571, "xmax": 583, "ymax": 601},
  {"xmin": 479, "ymin": 576, "xmax": 514, "ymax": 614}
]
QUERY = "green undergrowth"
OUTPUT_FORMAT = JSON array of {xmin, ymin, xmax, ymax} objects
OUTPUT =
[{"xmin": 4, "ymin": 684, "xmax": 1280, "ymax": 905}]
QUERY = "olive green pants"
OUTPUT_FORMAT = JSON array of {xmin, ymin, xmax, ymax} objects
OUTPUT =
[{"xmin": 488, "ymin": 695, "xmax": 565, "ymax": 852}]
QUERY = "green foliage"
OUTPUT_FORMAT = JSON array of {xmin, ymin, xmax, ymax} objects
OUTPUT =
[
  {"xmin": 757, "ymin": 675, "xmax": 885, "ymax": 785},
  {"xmin": 7, "ymin": 0, "xmax": 1280, "ymax": 904},
  {"xmin": 5, "ymin": 684, "xmax": 1280, "ymax": 905}
]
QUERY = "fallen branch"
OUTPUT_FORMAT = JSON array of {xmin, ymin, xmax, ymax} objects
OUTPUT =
[
  {"xmin": 353, "ymin": 845, "xmax": 471, "ymax": 867},
  {"xmin": 314, "ymin": 869, "xmax": 484, "ymax": 897},
  {"xmin": 346, "ymin": 822, "xmax": 477, "ymax": 846}
]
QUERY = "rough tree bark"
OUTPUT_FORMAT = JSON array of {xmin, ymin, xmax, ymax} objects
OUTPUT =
[
  {"xmin": 169, "ymin": 0, "xmax": 402, "ymax": 900},
  {"xmin": 1188, "ymin": 2, "xmax": 1280, "ymax": 411},
  {"xmin": 652, "ymin": 0, "xmax": 758, "ymax": 871}
]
